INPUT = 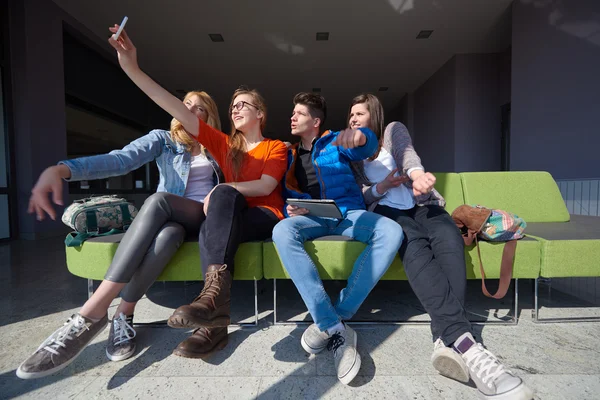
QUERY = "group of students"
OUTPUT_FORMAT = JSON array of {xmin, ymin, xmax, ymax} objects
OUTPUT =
[{"xmin": 17, "ymin": 24, "xmax": 533, "ymax": 400}]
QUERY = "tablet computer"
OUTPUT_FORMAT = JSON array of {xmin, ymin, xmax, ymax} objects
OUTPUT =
[{"xmin": 286, "ymin": 198, "xmax": 343, "ymax": 219}]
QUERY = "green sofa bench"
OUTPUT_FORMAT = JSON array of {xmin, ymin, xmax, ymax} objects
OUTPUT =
[
  {"xmin": 65, "ymin": 171, "xmax": 600, "ymax": 325},
  {"xmin": 459, "ymin": 171, "xmax": 600, "ymax": 322},
  {"xmin": 65, "ymin": 234, "xmax": 263, "ymax": 325},
  {"xmin": 263, "ymin": 172, "xmax": 543, "ymax": 324}
]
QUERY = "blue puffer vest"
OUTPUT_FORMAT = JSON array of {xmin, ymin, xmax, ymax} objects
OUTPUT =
[{"xmin": 282, "ymin": 127, "xmax": 378, "ymax": 217}]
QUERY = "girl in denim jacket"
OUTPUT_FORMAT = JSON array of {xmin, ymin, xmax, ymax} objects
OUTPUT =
[{"xmin": 18, "ymin": 83, "xmax": 224, "ymax": 380}]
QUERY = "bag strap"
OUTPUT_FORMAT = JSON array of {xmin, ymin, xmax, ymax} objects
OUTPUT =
[
  {"xmin": 85, "ymin": 210, "xmax": 98, "ymax": 233},
  {"xmin": 474, "ymin": 237, "xmax": 517, "ymax": 299},
  {"xmin": 65, "ymin": 228, "xmax": 124, "ymax": 247},
  {"xmin": 119, "ymin": 204, "xmax": 132, "ymax": 228}
]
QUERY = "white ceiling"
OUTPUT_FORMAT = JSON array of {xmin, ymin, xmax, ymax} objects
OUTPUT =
[{"xmin": 53, "ymin": 0, "xmax": 513, "ymax": 141}]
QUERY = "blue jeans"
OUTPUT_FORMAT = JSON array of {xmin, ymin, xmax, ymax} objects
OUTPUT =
[{"xmin": 272, "ymin": 209, "xmax": 403, "ymax": 332}]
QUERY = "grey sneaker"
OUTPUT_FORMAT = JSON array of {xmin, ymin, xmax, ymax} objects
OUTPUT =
[
  {"xmin": 453, "ymin": 333, "xmax": 534, "ymax": 400},
  {"xmin": 301, "ymin": 323, "xmax": 331, "ymax": 354},
  {"xmin": 106, "ymin": 313, "xmax": 136, "ymax": 361},
  {"xmin": 327, "ymin": 324, "xmax": 361, "ymax": 385},
  {"xmin": 431, "ymin": 337, "xmax": 469, "ymax": 382},
  {"xmin": 16, "ymin": 313, "xmax": 108, "ymax": 379}
]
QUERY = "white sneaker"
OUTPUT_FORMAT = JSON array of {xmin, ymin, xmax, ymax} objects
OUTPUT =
[
  {"xmin": 431, "ymin": 337, "xmax": 469, "ymax": 382},
  {"xmin": 301, "ymin": 323, "xmax": 331, "ymax": 354},
  {"xmin": 453, "ymin": 333, "xmax": 534, "ymax": 400},
  {"xmin": 327, "ymin": 324, "xmax": 361, "ymax": 385}
]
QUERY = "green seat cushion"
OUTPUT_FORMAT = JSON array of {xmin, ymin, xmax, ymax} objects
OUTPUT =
[
  {"xmin": 65, "ymin": 234, "xmax": 263, "ymax": 280},
  {"xmin": 432, "ymin": 172, "xmax": 464, "ymax": 214},
  {"xmin": 526, "ymin": 215, "xmax": 600, "ymax": 278},
  {"xmin": 464, "ymin": 237, "xmax": 541, "ymax": 279},
  {"xmin": 460, "ymin": 171, "xmax": 570, "ymax": 222},
  {"xmin": 263, "ymin": 236, "xmax": 540, "ymax": 280},
  {"xmin": 263, "ymin": 236, "xmax": 406, "ymax": 280}
]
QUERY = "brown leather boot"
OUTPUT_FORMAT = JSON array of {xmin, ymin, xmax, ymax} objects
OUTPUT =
[
  {"xmin": 168, "ymin": 264, "xmax": 232, "ymax": 329},
  {"xmin": 172, "ymin": 327, "xmax": 228, "ymax": 359}
]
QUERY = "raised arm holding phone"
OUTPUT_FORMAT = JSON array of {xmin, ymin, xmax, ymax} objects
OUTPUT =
[
  {"xmin": 18, "ymin": 21, "xmax": 228, "ymax": 378},
  {"xmin": 109, "ymin": 23, "xmax": 288, "ymax": 357}
]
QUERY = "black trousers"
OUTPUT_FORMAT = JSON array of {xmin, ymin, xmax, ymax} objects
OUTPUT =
[
  {"xmin": 374, "ymin": 204, "xmax": 471, "ymax": 345},
  {"xmin": 199, "ymin": 185, "xmax": 279, "ymax": 276},
  {"xmin": 104, "ymin": 186, "xmax": 279, "ymax": 301},
  {"xmin": 104, "ymin": 192, "xmax": 206, "ymax": 302}
]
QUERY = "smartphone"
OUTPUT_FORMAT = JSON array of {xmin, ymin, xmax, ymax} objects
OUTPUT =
[{"xmin": 113, "ymin": 16, "xmax": 128, "ymax": 41}]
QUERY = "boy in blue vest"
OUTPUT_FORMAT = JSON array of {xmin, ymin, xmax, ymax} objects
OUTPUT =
[{"xmin": 272, "ymin": 93, "xmax": 403, "ymax": 385}]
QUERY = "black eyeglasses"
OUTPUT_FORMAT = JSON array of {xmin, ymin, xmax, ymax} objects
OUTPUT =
[{"xmin": 230, "ymin": 100, "xmax": 258, "ymax": 113}]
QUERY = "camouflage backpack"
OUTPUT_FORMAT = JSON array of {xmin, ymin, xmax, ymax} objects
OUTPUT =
[{"xmin": 62, "ymin": 195, "xmax": 138, "ymax": 247}]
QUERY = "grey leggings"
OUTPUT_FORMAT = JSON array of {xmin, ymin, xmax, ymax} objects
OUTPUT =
[{"xmin": 104, "ymin": 192, "xmax": 206, "ymax": 303}]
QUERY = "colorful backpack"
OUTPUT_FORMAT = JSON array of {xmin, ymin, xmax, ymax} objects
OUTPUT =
[{"xmin": 451, "ymin": 205, "xmax": 527, "ymax": 299}]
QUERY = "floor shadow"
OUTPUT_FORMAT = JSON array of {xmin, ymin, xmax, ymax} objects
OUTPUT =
[{"xmin": 1, "ymin": 340, "xmax": 111, "ymax": 398}]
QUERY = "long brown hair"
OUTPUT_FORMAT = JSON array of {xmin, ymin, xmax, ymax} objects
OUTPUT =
[
  {"xmin": 348, "ymin": 93, "xmax": 384, "ymax": 161},
  {"xmin": 170, "ymin": 91, "xmax": 221, "ymax": 152},
  {"xmin": 227, "ymin": 87, "xmax": 267, "ymax": 179}
]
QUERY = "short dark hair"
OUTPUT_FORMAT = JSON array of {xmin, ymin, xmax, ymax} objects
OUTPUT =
[{"xmin": 293, "ymin": 92, "xmax": 327, "ymax": 128}]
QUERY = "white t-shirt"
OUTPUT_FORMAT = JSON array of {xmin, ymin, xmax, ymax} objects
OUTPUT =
[
  {"xmin": 183, "ymin": 153, "xmax": 214, "ymax": 203},
  {"xmin": 363, "ymin": 148, "xmax": 415, "ymax": 210}
]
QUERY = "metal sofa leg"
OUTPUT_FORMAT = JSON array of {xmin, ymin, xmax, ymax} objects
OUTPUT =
[
  {"xmin": 272, "ymin": 278, "xmax": 518, "ymax": 326},
  {"xmin": 532, "ymin": 277, "xmax": 600, "ymax": 323}
]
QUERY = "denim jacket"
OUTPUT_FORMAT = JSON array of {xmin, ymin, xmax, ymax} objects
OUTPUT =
[{"xmin": 60, "ymin": 129, "xmax": 224, "ymax": 195}]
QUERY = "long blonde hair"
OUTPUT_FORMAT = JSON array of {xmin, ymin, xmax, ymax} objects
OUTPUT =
[
  {"xmin": 170, "ymin": 91, "xmax": 221, "ymax": 152},
  {"xmin": 227, "ymin": 87, "xmax": 267, "ymax": 179},
  {"xmin": 348, "ymin": 93, "xmax": 384, "ymax": 161}
]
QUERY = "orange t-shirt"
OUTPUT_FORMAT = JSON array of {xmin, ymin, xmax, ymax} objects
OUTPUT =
[{"xmin": 196, "ymin": 119, "xmax": 287, "ymax": 220}]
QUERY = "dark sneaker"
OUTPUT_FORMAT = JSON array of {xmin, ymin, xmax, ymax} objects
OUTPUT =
[
  {"xmin": 327, "ymin": 324, "xmax": 361, "ymax": 385},
  {"xmin": 16, "ymin": 313, "xmax": 108, "ymax": 379},
  {"xmin": 106, "ymin": 313, "xmax": 136, "ymax": 361},
  {"xmin": 431, "ymin": 337, "xmax": 469, "ymax": 382},
  {"xmin": 453, "ymin": 332, "xmax": 534, "ymax": 400},
  {"xmin": 301, "ymin": 323, "xmax": 331, "ymax": 354}
]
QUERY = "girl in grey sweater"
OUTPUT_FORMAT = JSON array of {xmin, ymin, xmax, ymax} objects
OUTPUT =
[{"xmin": 349, "ymin": 93, "xmax": 533, "ymax": 400}]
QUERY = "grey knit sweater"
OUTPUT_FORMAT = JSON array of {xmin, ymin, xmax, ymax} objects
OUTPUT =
[{"xmin": 352, "ymin": 121, "xmax": 446, "ymax": 210}]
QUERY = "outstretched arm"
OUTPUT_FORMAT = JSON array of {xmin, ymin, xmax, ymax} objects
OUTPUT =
[
  {"xmin": 107, "ymin": 24, "xmax": 199, "ymax": 136},
  {"xmin": 29, "ymin": 130, "xmax": 164, "ymax": 221}
]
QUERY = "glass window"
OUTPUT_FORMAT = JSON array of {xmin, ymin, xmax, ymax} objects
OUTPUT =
[
  {"xmin": 0, "ymin": 66, "xmax": 7, "ymax": 188},
  {"xmin": 0, "ymin": 195, "xmax": 8, "ymax": 239},
  {"xmin": 65, "ymin": 104, "xmax": 157, "ymax": 194}
]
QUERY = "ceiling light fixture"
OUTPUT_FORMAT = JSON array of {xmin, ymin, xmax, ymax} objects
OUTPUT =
[{"xmin": 416, "ymin": 30, "xmax": 433, "ymax": 39}]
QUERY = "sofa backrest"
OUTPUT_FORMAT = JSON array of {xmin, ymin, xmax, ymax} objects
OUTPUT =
[
  {"xmin": 460, "ymin": 171, "xmax": 570, "ymax": 222},
  {"xmin": 433, "ymin": 172, "xmax": 464, "ymax": 214}
]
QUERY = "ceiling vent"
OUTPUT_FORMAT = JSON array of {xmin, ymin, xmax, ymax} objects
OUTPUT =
[
  {"xmin": 209, "ymin": 33, "xmax": 224, "ymax": 42},
  {"xmin": 316, "ymin": 32, "xmax": 329, "ymax": 41}
]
